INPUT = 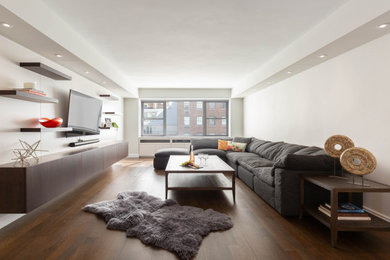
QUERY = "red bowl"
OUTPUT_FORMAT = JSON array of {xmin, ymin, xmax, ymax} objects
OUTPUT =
[{"xmin": 39, "ymin": 117, "xmax": 63, "ymax": 128}]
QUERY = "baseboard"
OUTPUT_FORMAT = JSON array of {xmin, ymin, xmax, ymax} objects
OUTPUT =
[
  {"xmin": 363, "ymin": 206, "xmax": 390, "ymax": 222},
  {"xmin": 127, "ymin": 153, "xmax": 140, "ymax": 158}
]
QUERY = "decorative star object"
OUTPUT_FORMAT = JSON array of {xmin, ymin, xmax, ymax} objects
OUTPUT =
[{"xmin": 12, "ymin": 139, "xmax": 47, "ymax": 166}]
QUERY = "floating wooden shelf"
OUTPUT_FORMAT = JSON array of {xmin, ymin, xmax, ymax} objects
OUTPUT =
[
  {"xmin": 0, "ymin": 90, "xmax": 58, "ymax": 103},
  {"xmin": 99, "ymin": 94, "xmax": 119, "ymax": 101},
  {"xmin": 20, "ymin": 127, "xmax": 73, "ymax": 132},
  {"xmin": 99, "ymin": 126, "xmax": 111, "ymax": 129},
  {"xmin": 20, "ymin": 62, "xmax": 72, "ymax": 80}
]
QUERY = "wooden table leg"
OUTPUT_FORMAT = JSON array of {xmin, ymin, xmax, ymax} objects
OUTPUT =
[
  {"xmin": 232, "ymin": 172, "xmax": 236, "ymax": 203},
  {"xmin": 165, "ymin": 171, "xmax": 168, "ymax": 199},
  {"xmin": 330, "ymin": 190, "xmax": 338, "ymax": 247},
  {"xmin": 299, "ymin": 177, "xmax": 304, "ymax": 219}
]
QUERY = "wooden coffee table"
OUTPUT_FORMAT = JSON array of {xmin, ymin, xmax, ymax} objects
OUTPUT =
[{"xmin": 164, "ymin": 155, "xmax": 236, "ymax": 201}]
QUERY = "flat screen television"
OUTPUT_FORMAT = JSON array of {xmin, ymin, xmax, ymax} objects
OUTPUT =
[{"xmin": 66, "ymin": 90, "xmax": 102, "ymax": 136}]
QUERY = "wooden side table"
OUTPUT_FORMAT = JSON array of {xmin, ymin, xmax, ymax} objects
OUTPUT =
[{"xmin": 299, "ymin": 175, "xmax": 390, "ymax": 247}]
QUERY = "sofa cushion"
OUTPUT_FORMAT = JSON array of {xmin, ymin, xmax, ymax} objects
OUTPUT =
[
  {"xmin": 294, "ymin": 146, "xmax": 325, "ymax": 156},
  {"xmin": 191, "ymin": 138, "xmax": 232, "ymax": 150},
  {"xmin": 272, "ymin": 143, "xmax": 307, "ymax": 161},
  {"xmin": 237, "ymin": 157, "xmax": 274, "ymax": 172},
  {"xmin": 226, "ymin": 152, "xmax": 260, "ymax": 164},
  {"xmin": 194, "ymin": 148, "xmax": 227, "ymax": 160},
  {"xmin": 274, "ymin": 153, "xmax": 335, "ymax": 171},
  {"xmin": 252, "ymin": 167, "xmax": 274, "ymax": 186},
  {"xmin": 154, "ymin": 148, "xmax": 189, "ymax": 158},
  {"xmin": 255, "ymin": 142, "xmax": 285, "ymax": 160},
  {"xmin": 191, "ymin": 138, "xmax": 219, "ymax": 150},
  {"xmin": 246, "ymin": 138, "xmax": 269, "ymax": 153},
  {"xmin": 233, "ymin": 137, "xmax": 252, "ymax": 147}
]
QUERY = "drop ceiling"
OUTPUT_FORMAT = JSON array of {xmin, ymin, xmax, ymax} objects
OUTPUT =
[
  {"xmin": 1, "ymin": 0, "xmax": 389, "ymax": 97},
  {"xmin": 41, "ymin": 0, "xmax": 347, "ymax": 89}
]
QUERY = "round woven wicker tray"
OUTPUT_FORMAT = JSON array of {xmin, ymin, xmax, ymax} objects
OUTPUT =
[
  {"xmin": 340, "ymin": 147, "xmax": 377, "ymax": 175},
  {"xmin": 324, "ymin": 135, "xmax": 354, "ymax": 158}
]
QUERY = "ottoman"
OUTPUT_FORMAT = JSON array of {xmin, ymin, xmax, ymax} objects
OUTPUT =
[{"xmin": 153, "ymin": 148, "xmax": 189, "ymax": 170}]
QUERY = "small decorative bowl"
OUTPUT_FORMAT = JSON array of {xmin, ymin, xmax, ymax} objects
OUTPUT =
[{"xmin": 39, "ymin": 117, "xmax": 63, "ymax": 128}]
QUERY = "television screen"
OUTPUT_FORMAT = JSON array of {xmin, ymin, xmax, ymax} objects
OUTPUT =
[{"xmin": 67, "ymin": 90, "xmax": 102, "ymax": 135}]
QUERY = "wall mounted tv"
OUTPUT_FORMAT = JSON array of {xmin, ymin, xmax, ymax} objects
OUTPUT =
[{"xmin": 66, "ymin": 90, "xmax": 102, "ymax": 136}]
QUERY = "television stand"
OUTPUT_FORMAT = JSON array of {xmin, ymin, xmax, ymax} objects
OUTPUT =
[
  {"xmin": 0, "ymin": 141, "xmax": 128, "ymax": 213},
  {"xmin": 69, "ymin": 138, "xmax": 99, "ymax": 147}
]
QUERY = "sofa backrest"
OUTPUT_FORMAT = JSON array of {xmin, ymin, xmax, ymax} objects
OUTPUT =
[
  {"xmin": 191, "ymin": 138, "xmax": 219, "ymax": 150},
  {"xmin": 247, "ymin": 138, "xmax": 327, "ymax": 162},
  {"xmin": 246, "ymin": 138, "xmax": 269, "ymax": 153}
]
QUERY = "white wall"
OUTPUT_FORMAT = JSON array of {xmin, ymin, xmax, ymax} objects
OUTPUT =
[
  {"xmin": 243, "ymin": 33, "xmax": 390, "ymax": 218},
  {"xmin": 0, "ymin": 34, "xmax": 124, "ymax": 164},
  {"xmin": 230, "ymin": 98, "xmax": 243, "ymax": 137},
  {"xmin": 124, "ymin": 98, "xmax": 139, "ymax": 156}
]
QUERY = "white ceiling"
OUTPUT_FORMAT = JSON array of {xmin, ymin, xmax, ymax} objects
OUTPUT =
[{"xmin": 41, "ymin": 0, "xmax": 348, "ymax": 88}]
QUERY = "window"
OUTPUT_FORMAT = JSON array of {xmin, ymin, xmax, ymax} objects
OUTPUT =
[
  {"xmin": 184, "ymin": 101, "xmax": 190, "ymax": 110},
  {"xmin": 197, "ymin": 116, "xmax": 202, "ymax": 126},
  {"xmin": 222, "ymin": 116, "xmax": 227, "ymax": 126},
  {"xmin": 208, "ymin": 102, "xmax": 216, "ymax": 109},
  {"xmin": 184, "ymin": 116, "xmax": 190, "ymax": 126},
  {"xmin": 205, "ymin": 101, "xmax": 228, "ymax": 135},
  {"xmin": 208, "ymin": 116, "xmax": 216, "ymax": 126},
  {"xmin": 141, "ymin": 100, "xmax": 228, "ymax": 136},
  {"xmin": 142, "ymin": 102, "xmax": 165, "ymax": 135}
]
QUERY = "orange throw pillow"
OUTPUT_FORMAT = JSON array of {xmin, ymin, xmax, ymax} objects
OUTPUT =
[{"xmin": 218, "ymin": 139, "xmax": 228, "ymax": 151}]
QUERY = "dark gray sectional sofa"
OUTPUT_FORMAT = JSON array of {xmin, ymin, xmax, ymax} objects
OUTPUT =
[{"xmin": 153, "ymin": 137, "xmax": 359, "ymax": 216}]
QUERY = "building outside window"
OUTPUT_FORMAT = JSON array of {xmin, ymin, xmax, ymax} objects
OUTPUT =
[
  {"xmin": 141, "ymin": 100, "xmax": 228, "ymax": 136},
  {"xmin": 184, "ymin": 116, "xmax": 190, "ymax": 126},
  {"xmin": 208, "ymin": 102, "xmax": 216, "ymax": 109},
  {"xmin": 208, "ymin": 116, "xmax": 216, "ymax": 126},
  {"xmin": 142, "ymin": 102, "xmax": 165, "ymax": 135},
  {"xmin": 197, "ymin": 116, "xmax": 202, "ymax": 126}
]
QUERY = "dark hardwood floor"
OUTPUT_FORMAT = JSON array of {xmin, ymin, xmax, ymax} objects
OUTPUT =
[{"xmin": 0, "ymin": 158, "xmax": 390, "ymax": 260}]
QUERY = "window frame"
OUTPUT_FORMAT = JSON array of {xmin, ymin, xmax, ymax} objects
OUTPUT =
[
  {"xmin": 141, "ymin": 100, "xmax": 229, "ymax": 136},
  {"xmin": 204, "ymin": 101, "xmax": 229, "ymax": 136},
  {"xmin": 141, "ymin": 101, "xmax": 166, "ymax": 136}
]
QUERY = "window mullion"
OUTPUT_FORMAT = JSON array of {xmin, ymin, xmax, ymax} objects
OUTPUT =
[{"xmin": 203, "ymin": 101, "xmax": 206, "ymax": 136}]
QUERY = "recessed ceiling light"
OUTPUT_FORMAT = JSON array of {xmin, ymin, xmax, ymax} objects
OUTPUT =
[
  {"xmin": 55, "ymin": 54, "xmax": 63, "ymax": 58},
  {"xmin": 85, "ymin": 71, "xmax": 90, "ymax": 74},
  {"xmin": 1, "ymin": 22, "xmax": 13, "ymax": 28},
  {"xmin": 377, "ymin": 23, "xmax": 389, "ymax": 29},
  {"xmin": 319, "ymin": 54, "xmax": 327, "ymax": 58},
  {"xmin": 287, "ymin": 71, "xmax": 292, "ymax": 74}
]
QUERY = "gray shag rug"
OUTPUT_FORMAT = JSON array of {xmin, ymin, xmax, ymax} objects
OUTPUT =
[{"xmin": 83, "ymin": 191, "xmax": 233, "ymax": 259}]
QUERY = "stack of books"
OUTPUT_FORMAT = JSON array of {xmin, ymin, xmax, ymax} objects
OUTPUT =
[
  {"xmin": 17, "ymin": 88, "xmax": 46, "ymax": 96},
  {"xmin": 318, "ymin": 202, "xmax": 371, "ymax": 221}
]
